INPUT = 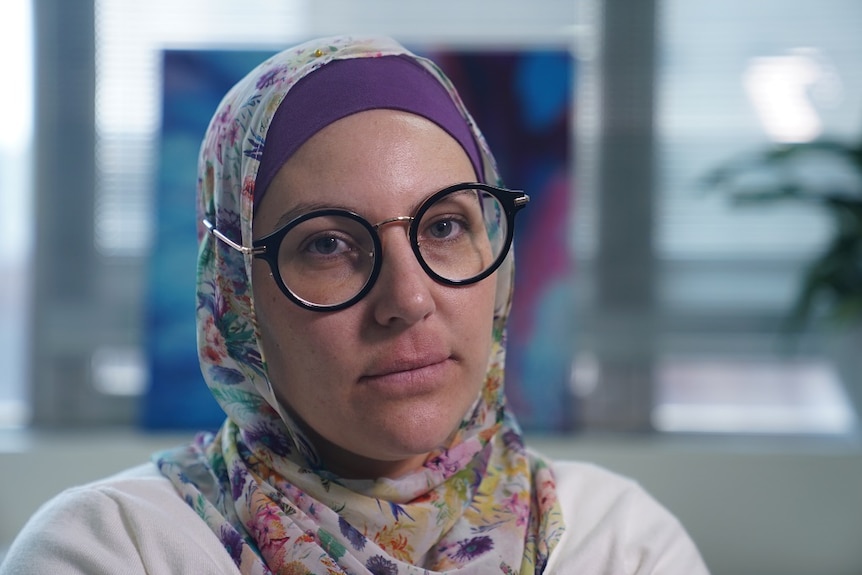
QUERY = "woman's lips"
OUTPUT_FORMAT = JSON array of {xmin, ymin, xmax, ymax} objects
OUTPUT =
[
  {"xmin": 359, "ymin": 354, "xmax": 453, "ymax": 394},
  {"xmin": 365, "ymin": 353, "xmax": 450, "ymax": 377}
]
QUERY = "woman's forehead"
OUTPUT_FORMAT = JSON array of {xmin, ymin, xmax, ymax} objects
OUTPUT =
[{"xmin": 252, "ymin": 110, "xmax": 476, "ymax": 233}]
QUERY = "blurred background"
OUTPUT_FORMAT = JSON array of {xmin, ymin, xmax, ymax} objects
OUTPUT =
[{"xmin": 1, "ymin": 0, "xmax": 861, "ymax": 573}]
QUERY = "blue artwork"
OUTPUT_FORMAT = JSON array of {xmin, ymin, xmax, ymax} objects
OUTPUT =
[
  {"xmin": 142, "ymin": 50, "xmax": 276, "ymax": 430},
  {"xmin": 143, "ymin": 47, "xmax": 576, "ymax": 432}
]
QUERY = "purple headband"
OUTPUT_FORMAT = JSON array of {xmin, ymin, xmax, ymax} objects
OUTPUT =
[{"xmin": 254, "ymin": 55, "xmax": 484, "ymax": 206}]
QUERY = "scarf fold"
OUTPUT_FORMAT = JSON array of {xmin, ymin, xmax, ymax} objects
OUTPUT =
[{"xmin": 155, "ymin": 35, "xmax": 564, "ymax": 574}]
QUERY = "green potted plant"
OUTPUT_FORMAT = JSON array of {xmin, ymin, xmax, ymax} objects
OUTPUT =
[
  {"xmin": 701, "ymin": 137, "xmax": 862, "ymax": 423},
  {"xmin": 702, "ymin": 139, "xmax": 862, "ymax": 329}
]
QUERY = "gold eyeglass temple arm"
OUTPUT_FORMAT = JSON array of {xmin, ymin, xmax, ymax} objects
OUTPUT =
[{"xmin": 202, "ymin": 219, "xmax": 264, "ymax": 255}]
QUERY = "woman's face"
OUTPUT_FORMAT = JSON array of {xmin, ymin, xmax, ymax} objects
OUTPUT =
[{"xmin": 252, "ymin": 109, "xmax": 496, "ymax": 479}]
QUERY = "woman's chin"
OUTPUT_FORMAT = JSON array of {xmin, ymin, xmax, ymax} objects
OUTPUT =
[{"xmin": 319, "ymin": 419, "xmax": 458, "ymax": 479}]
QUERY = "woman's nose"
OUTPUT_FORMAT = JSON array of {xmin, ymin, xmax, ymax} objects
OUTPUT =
[{"xmin": 369, "ymin": 228, "xmax": 436, "ymax": 326}]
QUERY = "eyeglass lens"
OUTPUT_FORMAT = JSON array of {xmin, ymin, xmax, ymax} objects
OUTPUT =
[{"xmin": 276, "ymin": 187, "xmax": 508, "ymax": 307}]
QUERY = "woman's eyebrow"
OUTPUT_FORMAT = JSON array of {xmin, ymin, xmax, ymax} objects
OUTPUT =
[
  {"xmin": 267, "ymin": 185, "xmax": 472, "ymax": 232},
  {"xmin": 270, "ymin": 201, "xmax": 347, "ymax": 230}
]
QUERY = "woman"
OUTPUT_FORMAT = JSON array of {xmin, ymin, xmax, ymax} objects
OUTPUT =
[{"xmin": 2, "ymin": 36, "xmax": 709, "ymax": 574}]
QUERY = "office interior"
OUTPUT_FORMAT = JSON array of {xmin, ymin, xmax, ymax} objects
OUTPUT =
[{"xmin": 1, "ymin": 1, "xmax": 861, "ymax": 573}]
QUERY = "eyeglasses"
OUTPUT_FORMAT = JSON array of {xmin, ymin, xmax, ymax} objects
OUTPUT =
[{"xmin": 203, "ymin": 182, "xmax": 529, "ymax": 311}]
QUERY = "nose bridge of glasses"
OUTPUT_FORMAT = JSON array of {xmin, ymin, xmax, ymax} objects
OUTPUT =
[
  {"xmin": 372, "ymin": 215, "xmax": 414, "ymax": 232},
  {"xmin": 371, "ymin": 215, "xmax": 420, "ymax": 273}
]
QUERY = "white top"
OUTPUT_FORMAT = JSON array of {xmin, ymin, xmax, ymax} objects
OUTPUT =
[{"xmin": 0, "ymin": 460, "xmax": 709, "ymax": 574}]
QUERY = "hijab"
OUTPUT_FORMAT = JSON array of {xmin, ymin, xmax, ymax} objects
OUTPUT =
[{"xmin": 155, "ymin": 35, "xmax": 565, "ymax": 575}]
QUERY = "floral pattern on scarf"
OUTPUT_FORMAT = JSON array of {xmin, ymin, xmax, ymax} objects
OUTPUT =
[{"xmin": 155, "ymin": 35, "xmax": 564, "ymax": 574}]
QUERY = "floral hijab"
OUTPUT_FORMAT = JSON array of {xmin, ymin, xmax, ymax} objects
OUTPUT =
[{"xmin": 156, "ymin": 35, "xmax": 564, "ymax": 574}]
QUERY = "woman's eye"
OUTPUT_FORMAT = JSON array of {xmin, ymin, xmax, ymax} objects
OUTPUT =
[
  {"xmin": 431, "ymin": 219, "xmax": 454, "ymax": 238},
  {"xmin": 426, "ymin": 217, "xmax": 465, "ymax": 240},
  {"xmin": 304, "ymin": 234, "xmax": 350, "ymax": 256},
  {"xmin": 310, "ymin": 236, "xmax": 340, "ymax": 255}
]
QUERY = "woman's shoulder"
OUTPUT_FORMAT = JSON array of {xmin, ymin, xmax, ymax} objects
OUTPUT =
[
  {"xmin": 543, "ymin": 458, "xmax": 710, "ymax": 574},
  {"xmin": 20, "ymin": 462, "xmax": 198, "ymax": 531},
  {"xmin": 1, "ymin": 462, "xmax": 237, "ymax": 574}
]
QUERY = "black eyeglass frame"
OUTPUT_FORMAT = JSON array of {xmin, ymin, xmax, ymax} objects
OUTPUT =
[{"xmin": 204, "ymin": 182, "xmax": 529, "ymax": 312}]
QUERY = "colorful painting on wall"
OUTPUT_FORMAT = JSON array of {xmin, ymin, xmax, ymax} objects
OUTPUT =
[{"xmin": 143, "ymin": 46, "xmax": 576, "ymax": 432}]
